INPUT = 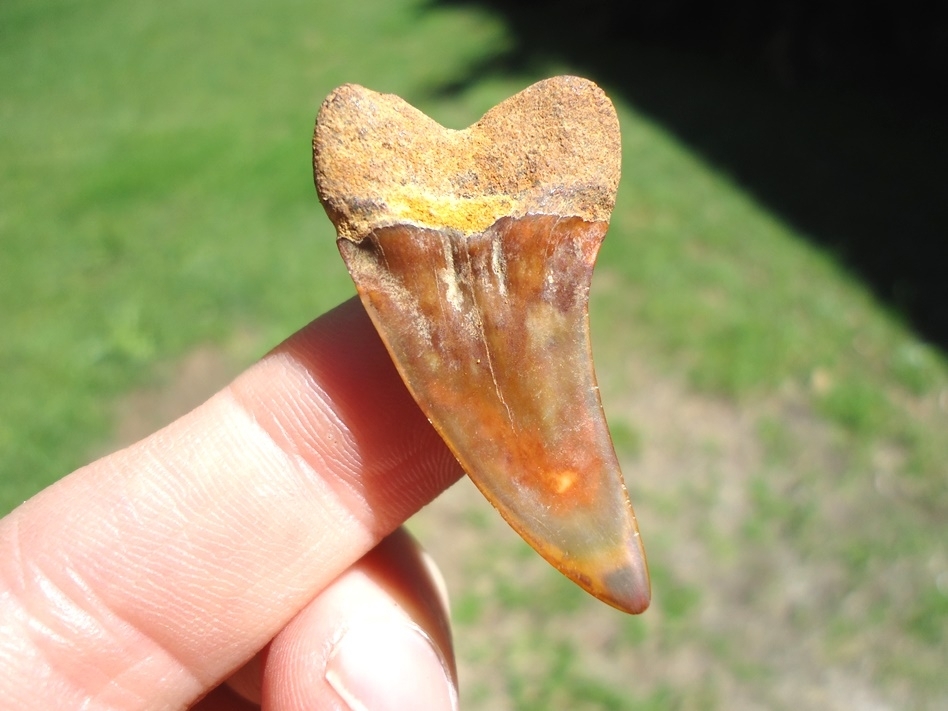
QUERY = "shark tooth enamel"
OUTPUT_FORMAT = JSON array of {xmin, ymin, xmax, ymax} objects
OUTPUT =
[{"xmin": 313, "ymin": 76, "xmax": 650, "ymax": 613}]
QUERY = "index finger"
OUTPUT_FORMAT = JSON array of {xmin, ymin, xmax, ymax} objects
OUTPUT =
[{"xmin": 0, "ymin": 298, "xmax": 463, "ymax": 711}]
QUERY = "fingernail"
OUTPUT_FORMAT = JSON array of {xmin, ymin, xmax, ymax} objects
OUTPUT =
[{"xmin": 326, "ymin": 621, "xmax": 458, "ymax": 711}]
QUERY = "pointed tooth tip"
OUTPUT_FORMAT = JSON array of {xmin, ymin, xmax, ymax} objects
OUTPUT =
[
  {"xmin": 598, "ymin": 558, "xmax": 651, "ymax": 614},
  {"xmin": 558, "ymin": 530, "xmax": 650, "ymax": 614}
]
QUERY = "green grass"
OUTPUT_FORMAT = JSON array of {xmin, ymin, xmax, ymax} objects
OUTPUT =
[
  {"xmin": 0, "ymin": 0, "xmax": 509, "ymax": 504},
  {"xmin": 3, "ymin": 0, "xmax": 948, "ymax": 708}
]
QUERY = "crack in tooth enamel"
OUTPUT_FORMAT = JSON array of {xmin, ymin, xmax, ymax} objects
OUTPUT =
[{"xmin": 490, "ymin": 238, "xmax": 508, "ymax": 302}]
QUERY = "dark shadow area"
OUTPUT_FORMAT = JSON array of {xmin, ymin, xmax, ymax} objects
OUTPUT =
[{"xmin": 429, "ymin": 0, "xmax": 948, "ymax": 349}]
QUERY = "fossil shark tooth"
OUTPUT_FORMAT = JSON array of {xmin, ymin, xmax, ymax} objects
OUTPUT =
[{"xmin": 313, "ymin": 76, "xmax": 649, "ymax": 614}]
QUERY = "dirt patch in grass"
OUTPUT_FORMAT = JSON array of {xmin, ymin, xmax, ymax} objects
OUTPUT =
[{"xmin": 102, "ymin": 344, "xmax": 946, "ymax": 710}]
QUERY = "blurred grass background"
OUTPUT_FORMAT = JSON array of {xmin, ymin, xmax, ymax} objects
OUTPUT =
[{"xmin": 2, "ymin": 0, "xmax": 946, "ymax": 708}]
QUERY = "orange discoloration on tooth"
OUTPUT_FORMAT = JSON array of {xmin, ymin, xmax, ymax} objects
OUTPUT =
[
  {"xmin": 313, "ymin": 76, "xmax": 650, "ymax": 614},
  {"xmin": 550, "ymin": 470, "xmax": 578, "ymax": 495}
]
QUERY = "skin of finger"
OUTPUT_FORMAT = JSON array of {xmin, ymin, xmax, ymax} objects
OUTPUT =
[
  {"xmin": 219, "ymin": 527, "xmax": 453, "ymax": 709},
  {"xmin": 190, "ymin": 685, "xmax": 259, "ymax": 711},
  {"xmin": 221, "ymin": 652, "xmax": 265, "ymax": 706},
  {"xmin": 0, "ymin": 298, "xmax": 463, "ymax": 711},
  {"xmin": 261, "ymin": 527, "xmax": 456, "ymax": 711}
]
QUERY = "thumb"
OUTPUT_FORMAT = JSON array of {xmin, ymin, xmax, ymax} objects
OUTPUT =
[{"xmin": 0, "ymin": 297, "xmax": 463, "ymax": 710}]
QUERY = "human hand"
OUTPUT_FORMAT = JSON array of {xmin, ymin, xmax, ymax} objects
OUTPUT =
[{"xmin": 0, "ymin": 298, "xmax": 464, "ymax": 710}]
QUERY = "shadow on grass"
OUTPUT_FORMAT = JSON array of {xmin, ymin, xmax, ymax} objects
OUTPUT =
[{"xmin": 427, "ymin": 0, "xmax": 948, "ymax": 351}]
